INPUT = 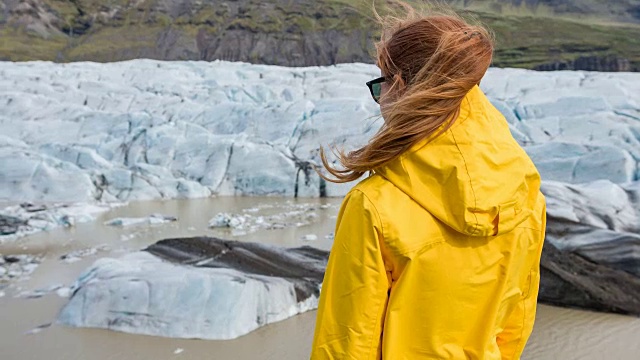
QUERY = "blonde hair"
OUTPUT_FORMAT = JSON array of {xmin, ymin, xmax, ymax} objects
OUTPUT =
[{"xmin": 319, "ymin": 1, "xmax": 494, "ymax": 183}]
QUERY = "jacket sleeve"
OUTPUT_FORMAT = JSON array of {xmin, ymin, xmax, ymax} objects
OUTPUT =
[
  {"xmin": 311, "ymin": 189, "xmax": 391, "ymax": 360},
  {"xmin": 497, "ymin": 207, "xmax": 546, "ymax": 359},
  {"xmin": 496, "ymin": 268, "xmax": 540, "ymax": 359}
]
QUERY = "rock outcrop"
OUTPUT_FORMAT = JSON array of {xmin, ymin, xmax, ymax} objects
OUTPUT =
[
  {"xmin": 542, "ymin": 181, "xmax": 640, "ymax": 277},
  {"xmin": 535, "ymin": 56, "xmax": 634, "ymax": 72},
  {"xmin": 540, "ymin": 242, "xmax": 640, "ymax": 316}
]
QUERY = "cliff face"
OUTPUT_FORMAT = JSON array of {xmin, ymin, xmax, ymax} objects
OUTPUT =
[
  {"xmin": 0, "ymin": 0, "xmax": 377, "ymax": 65},
  {"xmin": 1, "ymin": 0, "xmax": 640, "ymax": 71},
  {"xmin": 535, "ymin": 56, "xmax": 634, "ymax": 72},
  {"xmin": 195, "ymin": 28, "xmax": 373, "ymax": 67},
  {"xmin": 450, "ymin": 0, "xmax": 640, "ymax": 23}
]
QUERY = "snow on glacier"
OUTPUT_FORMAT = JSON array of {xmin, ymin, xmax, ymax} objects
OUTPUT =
[
  {"xmin": 2, "ymin": 60, "xmax": 640, "ymax": 204},
  {"xmin": 0, "ymin": 60, "xmax": 380, "ymax": 202}
]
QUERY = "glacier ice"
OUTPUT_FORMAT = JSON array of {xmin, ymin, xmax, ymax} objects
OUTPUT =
[
  {"xmin": 103, "ymin": 214, "xmax": 177, "ymax": 227},
  {"xmin": 2, "ymin": 60, "xmax": 640, "ymax": 336},
  {"xmin": 57, "ymin": 237, "xmax": 328, "ymax": 340},
  {"xmin": 0, "ymin": 202, "xmax": 114, "ymax": 241},
  {"xmin": 2, "ymin": 61, "xmax": 640, "ymax": 203}
]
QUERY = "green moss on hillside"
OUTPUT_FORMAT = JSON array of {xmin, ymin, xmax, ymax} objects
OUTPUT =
[
  {"xmin": 1, "ymin": 0, "xmax": 639, "ymax": 70},
  {"xmin": 0, "ymin": 29, "xmax": 67, "ymax": 61},
  {"xmin": 481, "ymin": 12, "xmax": 640, "ymax": 69},
  {"xmin": 63, "ymin": 26, "xmax": 165, "ymax": 61}
]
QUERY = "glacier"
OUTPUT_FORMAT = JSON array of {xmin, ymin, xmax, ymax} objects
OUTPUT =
[
  {"xmin": 1, "ymin": 60, "xmax": 640, "ymax": 338},
  {"xmin": 1, "ymin": 60, "xmax": 639, "ymax": 202}
]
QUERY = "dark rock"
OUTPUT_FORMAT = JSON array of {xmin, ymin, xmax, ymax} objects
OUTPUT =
[
  {"xmin": 195, "ymin": 28, "xmax": 374, "ymax": 67},
  {"xmin": 4, "ymin": 255, "xmax": 21, "ymax": 263},
  {"xmin": 145, "ymin": 236, "xmax": 639, "ymax": 316},
  {"xmin": 535, "ymin": 55, "xmax": 632, "ymax": 72},
  {"xmin": 631, "ymin": 5, "xmax": 640, "ymax": 21},
  {"xmin": 0, "ymin": 214, "xmax": 25, "ymax": 235},
  {"xmin": 539, "ymin": 242, "xmax": 640, "ymax": 316},
  {"xmin": 145, "ymin": 236, "xmax": 329, "ymax": 302},
  {"xmin": 20, "ymin": 202, "xmax": 46, "ymax": 212}
]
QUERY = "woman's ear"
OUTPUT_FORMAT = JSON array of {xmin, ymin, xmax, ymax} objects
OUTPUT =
[
  {"xmin": 390, "ymin": 73, "xmax": 407, "ymax": 97},
  {"xmin": 393, "ymin": 73, "xmax": 406, "ymax": 90}
]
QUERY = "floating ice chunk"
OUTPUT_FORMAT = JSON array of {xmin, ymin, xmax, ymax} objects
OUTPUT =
[
  {"xmin": 19, "ymin": 284, "xmax": 64, "ymax": 299},
  {"xmin": 56, "ymin": 287, "xmax": 71, "ymax": 298},
  {"xmin": 0, "ymin": 203, "xmax": 113, "ymax": 242},
  {"xmin": 24, "ymin": 323, "xmax": 51, "ymax": 335},
  {"xmin": 1, "ymin": 254, "xmax": 41, "ymax": 282},
  {"xmin": 60, "ymin": 246, "xmax": 109, "ymax": 263},
  {"xmin": 104, "ymin": 214, "xmax": 177, "ymax": 227},
  {"xmin": 120, "ymin": 234, "xmax": 136, "ymax": 242},
  {"xmin": 57, "ymin": 237, "xmax": 329, "ymax": 340},
  {"xmin": 208, "ymin": 213, "xmax": 246, "ymax": 229}
]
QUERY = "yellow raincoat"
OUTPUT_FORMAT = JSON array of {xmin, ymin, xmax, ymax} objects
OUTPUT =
[{"xmin": 311, "ymin": 85, "xmax": 546, "ymax": 359}]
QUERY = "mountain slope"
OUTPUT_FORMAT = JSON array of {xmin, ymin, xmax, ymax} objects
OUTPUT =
[
  {"xmin": 1, "ymin": 0, "xmax": 639, "ymax": 71},
  {"xmin": 448, "ymin": 0, "xmax": 640, "ymax": 24}
]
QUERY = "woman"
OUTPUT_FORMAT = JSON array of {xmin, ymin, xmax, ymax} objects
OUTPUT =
[{"xmin": 310, "ymin": 2, "xmax": 546, "ymax": 359}]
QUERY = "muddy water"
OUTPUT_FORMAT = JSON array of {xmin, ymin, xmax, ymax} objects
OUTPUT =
[{"xmin": 1, "ymin": 197, "xmax": 639, "ymax": 360}]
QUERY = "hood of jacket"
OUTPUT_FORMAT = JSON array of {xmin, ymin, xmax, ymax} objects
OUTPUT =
[{"xmin": 376, "ymin": 85, "xmax": 541, "ymax": 237}]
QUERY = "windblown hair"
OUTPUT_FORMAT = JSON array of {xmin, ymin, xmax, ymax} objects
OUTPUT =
[{"xmin": 319, "ymin": 1, "xmax": 494, "ymax": 183}]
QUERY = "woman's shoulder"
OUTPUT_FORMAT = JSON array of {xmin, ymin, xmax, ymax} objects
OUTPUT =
[
  {"xmin": 352, "ymin": 173, "xmax": 391, "ymax": 195},
  {"xmin": 349, "ymin": 173, "xmax": 410, "ymax": 210}
]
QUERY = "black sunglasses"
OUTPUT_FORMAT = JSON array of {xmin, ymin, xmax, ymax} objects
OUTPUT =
[{"xmin": 366, "ymin": 76, "xmax": 388, "ymax": 103}]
